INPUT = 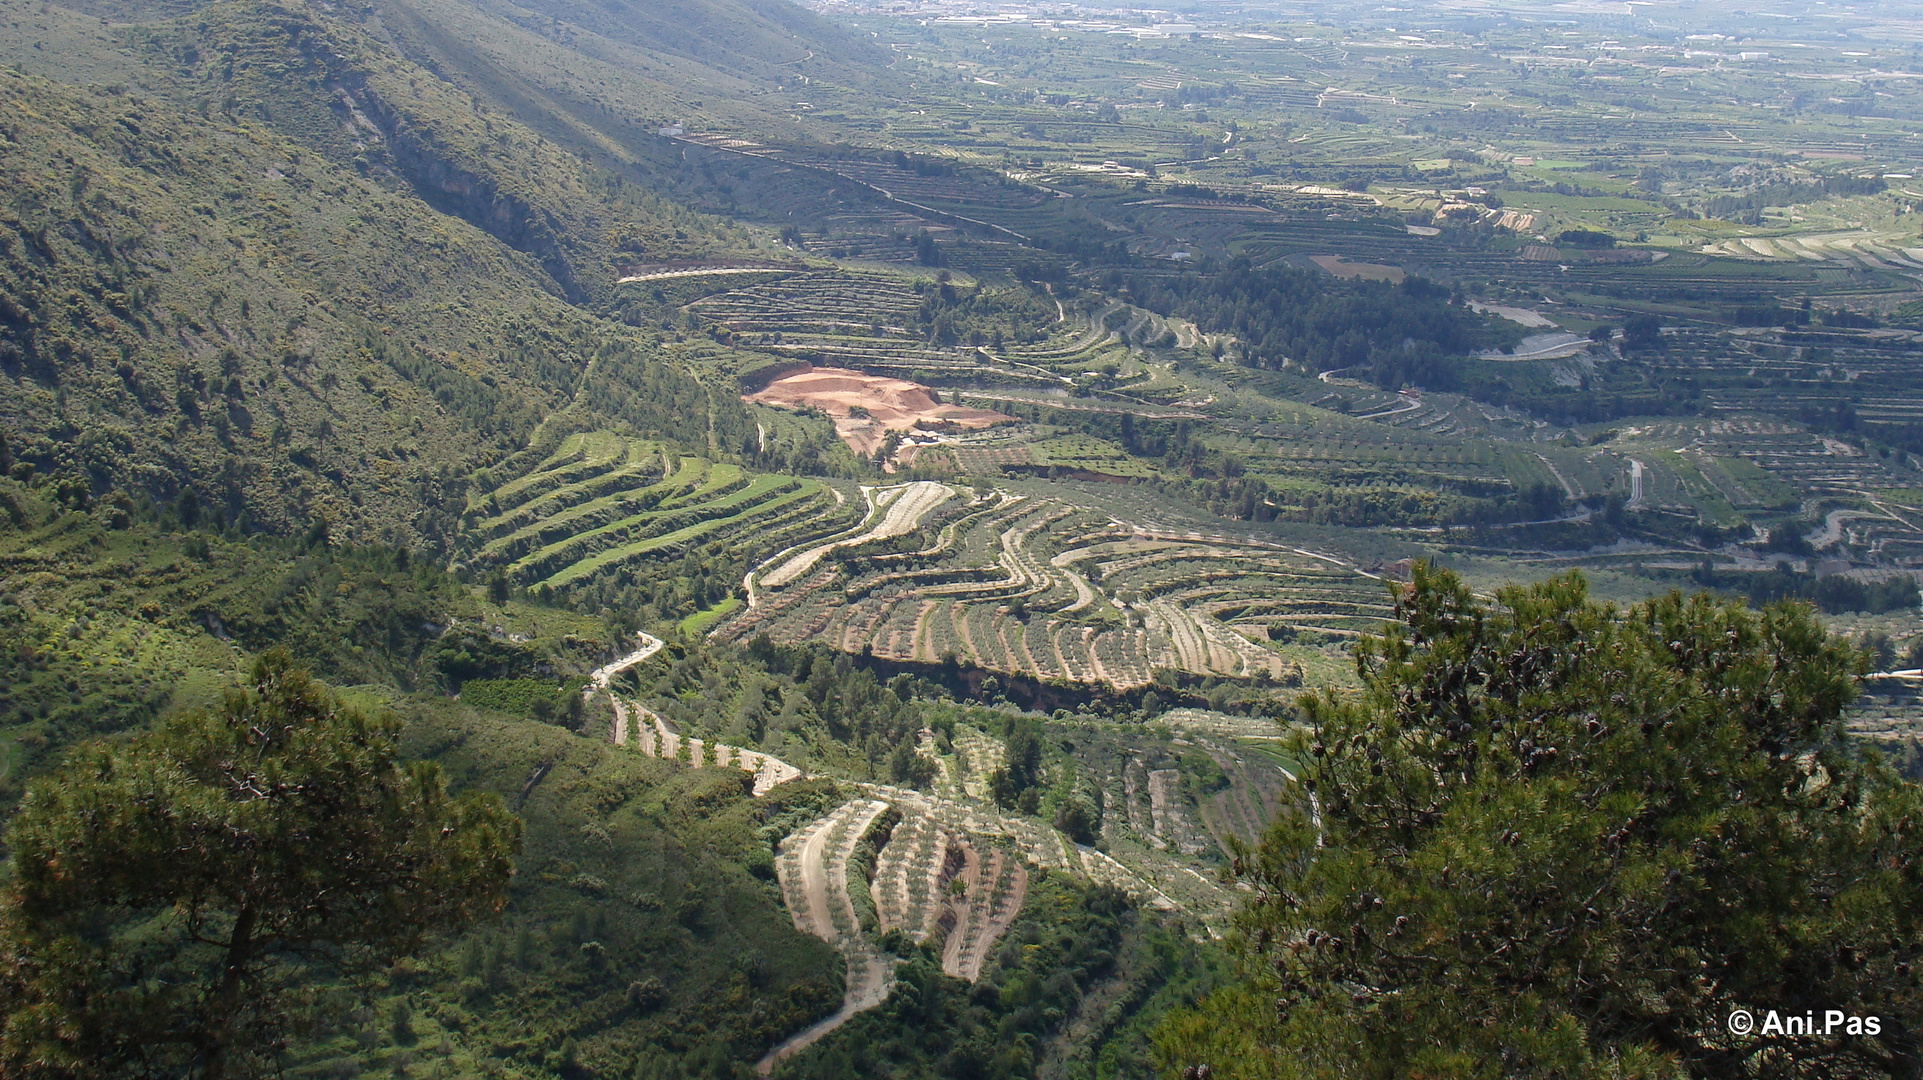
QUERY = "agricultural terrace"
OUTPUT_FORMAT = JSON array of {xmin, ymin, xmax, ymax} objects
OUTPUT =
[
  {"xmin": 686, "ymin": 266, "xmax": 1061, "ymax": 385},
  {"xmin": 762, "ymin": 799, "xmax": 898, "ymax": 1073},
  {"xmin": 750, "ymin": 778, "xmax": 1231, "ymax": 1058},
  {"xmin": 461, "ymin": 431, "xmax": 857, "ymax": 592},
  {"xmin": 594, "ymin": 687, "xmax": 1233, "ymax": 1054},
  {"xmin": 717, "ymin": 481, "xmax": 1393, "ymax": 689},
  {"xmin": 572, "ymin": 587, "xmax": 1294, "ymax": 1060},
  {"xmin": 898, "ymin": 713, "xmax": 1293, "ymax": 920}
]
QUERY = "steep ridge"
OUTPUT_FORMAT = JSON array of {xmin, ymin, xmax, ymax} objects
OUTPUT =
[
  {"xmin": 154, "ymin": 0, "xmax": 758, "ymax": 302},
  {"xmin": 0, "ymin": 15, "xmax": 770, "ymax": 542},
  {"xmin": 0, "ymin": 65, "xmax": 547, "ymax": 538},
  {"xmin": 370, "ymin": 0, "xmax": 893, "ymax": 123},
  {"xmin": 0, "ymin": 0, "xmax": 813, "ymax": 541}
]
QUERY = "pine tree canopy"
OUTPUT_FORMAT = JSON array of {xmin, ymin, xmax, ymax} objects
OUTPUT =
[
  {"xmin": 0, "ymin": 650, "xmax": 521, "ymax": 1080},
  {"xmin": 1159, "ymin": 565, "xmax": 1923, "ymax": 1080}
]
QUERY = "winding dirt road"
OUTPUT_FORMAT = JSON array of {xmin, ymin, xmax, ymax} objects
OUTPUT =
[
  {"xmin": 759, "ymin": 800, "xmax": 895, "ymax": 1075},
  {"xmin": 586, "ymin": 632, "xmax": 664, "ymax": 745},
  {"xmin": 758, "ymin": 481, "xmax": 955, "ymax": 590}
]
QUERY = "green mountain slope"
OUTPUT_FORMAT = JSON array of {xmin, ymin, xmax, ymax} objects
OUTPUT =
[
  {"xmin": 0, "ymin": 0, "xmax": 783, "ymax": 543},
  {"xmin": 384, "ymin": 712, "xmax": 849, "ymax": 1079},
  {"xmin": 149, "ymin": 0, "xmax": 764, "ymax": 301},
  {"xmin": 358, "ymin": 0, "xmax": 900, "ymax": 190}
]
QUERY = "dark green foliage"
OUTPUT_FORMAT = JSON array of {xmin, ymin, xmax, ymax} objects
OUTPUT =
[
  {"xmin": 907, "ymin": 276, "xmax": 1054, "ymax": 348},
  {"xmin": 1860, "ymin": 632, "xmax": 1897, "ymax": 673},
  {"xmin": 13, "ymin": 3, "xmax": 1923, "ymax": 1077},
  {"xmin": 1739, "ymin": 564, "xmax": 1921, "ymax": 615},
  {"xmin": 219, "ymin": 548, "xmax": 480, "ymax": 689},
  {"xmin": 887, "ymin": 739, "xmax": 938, "ymax": 789},
  {"xmin": 1051, "ymin": 797, "xmax": 1100, "ymax": 846},
  {"xmin": 0, "ymin": 651, "xmax": 520, "ymax": 1080},
  {"xmin": 1555, "ymin": 228, "xmax": 1616, "ymax": 249},
  {"xmin": 0, "ymin": 65, "xmax": 545, "ymax": 542},
  {"xmin": 0, "ymin": 478, "xmax": 606, "ymax": 810},
  {"xmin": 1115, "ymin": 262, "xmax": 1518, "ymax": 382},
  {"xmin": 430, "ymin": 628, "xmax": 544, "ymax": 687},
  {"xmin": 847, "ymin": 808, "xmax": 900, "ymax": 933},
  {"xmin": 635, "ymin": 639, "xmax": 935, "ymax": 779},
  {"xmin": 1810, "ymin": 573, "xmax": 1919, "ymax": 614},
  {"xmin": 1177, "ymin": 751, "xmax": 1228, "ymax": 799},
  {"xmin": 916, "ymin": 231, "xmax": 945, "ymax": 267},
  {"xmin": 394, "ymin": 706, "xmax": 842, "ymax": 1080},
  {"xmin": 1621, "ymin": 313, "xmax": 1665, "ymax": 352},
  {"xmin": 989, "ymin": 718, "xmax": 1045, "ymax": 813},
  {"xmin": 1163, "ymin": 565, "xmax": 1923, "ymax": 1078},
  {"xmin": 1702, "ymin": 175, "xmax": 1884, "ymax": 221},
  {"xmin": 459, "ymin": 678, "xmax": 587, "ymax": 723}
]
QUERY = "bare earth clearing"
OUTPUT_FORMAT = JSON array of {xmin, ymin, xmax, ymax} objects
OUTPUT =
[
  {"xmin": 1309, "ymin": 254, "xmax": 1406, "ymax": 283},
  {"xmin": 746, "ymin": 366, "xmax": 1011, "ymax": 459}
]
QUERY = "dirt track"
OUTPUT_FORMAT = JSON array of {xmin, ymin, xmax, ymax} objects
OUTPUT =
[
  {"xmin": 586, "ymin": 632, "xmax": 663, "ymax": 745},
  {"xmin": 760, "ymin": 799, "xmax": 895, "ymax": 1075},
  {"xmin": 758, "ymin": 481, "xmax": 954, "ymax": 589}
]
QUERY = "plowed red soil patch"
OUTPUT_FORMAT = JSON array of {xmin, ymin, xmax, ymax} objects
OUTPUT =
[{"xmin": 746, "ymin": 366, "xmax": 1012, "ymax": 458}]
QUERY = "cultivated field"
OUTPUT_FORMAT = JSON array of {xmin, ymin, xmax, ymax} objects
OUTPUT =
[
  {"xmin": 462, "ymin": 431, "xmax": 858, "ymax": 591},
  {"xmin": 719, "ymin": 482, "xmax": 1392, "ymax": 688}
]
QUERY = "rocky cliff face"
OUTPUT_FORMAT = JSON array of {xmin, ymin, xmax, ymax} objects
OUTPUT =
[{"xmin": 333, "ymin": 75, "xmax": 585, "ymax": 302}]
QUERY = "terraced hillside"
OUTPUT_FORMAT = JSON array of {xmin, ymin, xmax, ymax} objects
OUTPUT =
[
  {"xmin": 867, "ymin": 807, "xmax": 1030, "ymax": 975},
  {"xmin": 762, "ymin": 799, "xmax": 899, "ymax": 1075},
  {"xmin": 572, "ymin": 612, "xmax": 1282, "ymax": 1071},
  {"xmin": 684, "ymin": 263, "xmax": 1066, "ymax": 386},
  {"xmin": 616, "ymin": 696, "xmax": 806, "ymax": 796},
  {"xmin": 750, "ymin": 781, "xmax": 1207, "ymax": 1069},
  {"xmin": 598, "ymin": 678, "xmax": 1258, "ymax": 929},
  {"xmin": 460, "ymin": 432, "xmax": 858, "ymax": 592},
  {"xmin": 691, "ymin": 269, "xmax": 923, "ymax": 345},
  {"xmin": 719, "ymin": 481, "xmax": 1393, "ymax": 689}
]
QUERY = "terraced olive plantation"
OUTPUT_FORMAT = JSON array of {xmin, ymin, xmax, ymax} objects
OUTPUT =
[
  {"xmin": 582, "ymin": 652, "xmax": 1265, "ymax": 1066},
  {"xmin": 682, "ymin": 265, "xmax": 1064, "ymax": 385},
  {"xmin": 460, "ymin": 431, "xmax": 857, "ymax": 595},
  {"xmin": 719, "ymin": 480, "xmax": 1390, "ymax": 688}
]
